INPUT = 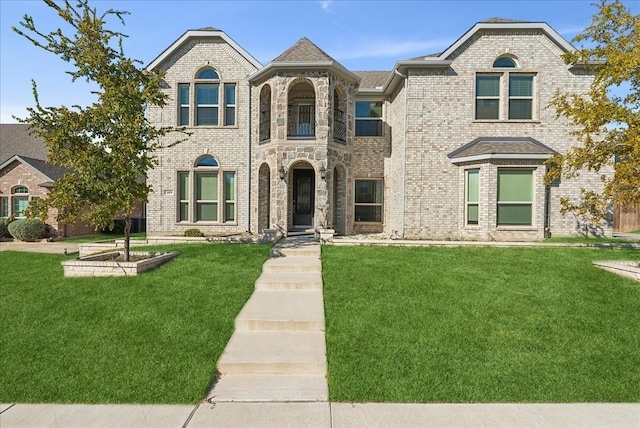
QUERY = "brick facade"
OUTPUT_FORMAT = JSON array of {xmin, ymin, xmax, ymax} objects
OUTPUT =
[{"xmin": 145, "ymin": 23, "xmax": 610, "ymax": 241}]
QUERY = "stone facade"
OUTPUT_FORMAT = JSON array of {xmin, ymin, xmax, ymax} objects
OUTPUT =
[{"xmin": 145, "ymin": 22, "xmax": 610, "ymax": 241}]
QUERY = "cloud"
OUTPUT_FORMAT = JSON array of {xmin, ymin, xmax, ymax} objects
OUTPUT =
[
  {"xmin": 318, "ymin": 1, "xmax": 333, "ymax": 12},
  {"xmin": 0, "ymin": 105, "xmax": 29, "ymax": 123}
]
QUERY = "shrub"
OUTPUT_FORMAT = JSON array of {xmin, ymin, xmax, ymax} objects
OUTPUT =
[
  {"xmin": 0, "ymin": 217, "xmax": 11, "ymax": 238},
  {"xmin": 8, "ymin": 219, "xmax": 46, "ymax": 241},
  {"xmin": 183, "ymin": 228, "xmax": 204, "ymax": 237},
  {"xmin": 102, "ymin": 219, "xmax": 126, "ymax": 235}
]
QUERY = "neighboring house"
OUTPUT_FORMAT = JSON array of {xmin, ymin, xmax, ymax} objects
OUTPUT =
[
  {"xmin": 146, "ymin": 19, "xmax": 611, "ymax": 241},
  {"xmin": 0, "ymin": 124, "xmax": 145, "ymax": 237}
]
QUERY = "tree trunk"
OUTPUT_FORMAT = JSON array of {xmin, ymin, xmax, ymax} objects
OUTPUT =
[{"xmin": 124, "ymin": 214, "xmax": 132, "ymax": 262}]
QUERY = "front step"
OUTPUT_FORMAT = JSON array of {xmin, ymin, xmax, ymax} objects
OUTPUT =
[
  {"xmin": 235, "ymin": 290, "xmax": 325, "ymax": 331},
  {"xmin": 218, "ymin": 330, "xmax": 327, "ymax": 376},
  {"xmin": 210, "ymin": 374, "xmax": 328, "ymax": 402},
  {"xmin": 255, "ymin": 272, "xmax": 323, "ymax": 290},
  {"xmin": 263, "ymin": 256, "xmax": 321, "ymax": 273}
]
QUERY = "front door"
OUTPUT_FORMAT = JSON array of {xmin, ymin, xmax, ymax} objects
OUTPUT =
[{"xmin": 293, "ymin": 169, "xmax": 314, "ymax": 228}]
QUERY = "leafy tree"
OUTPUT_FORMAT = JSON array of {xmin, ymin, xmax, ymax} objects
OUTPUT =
[
  {"xmin": 545, "ymin": 0, "xmax": 640, "ymax": 225},
  {"xmin": 13, "ymin": 0, "xmax": 184, "ymax": 260}
]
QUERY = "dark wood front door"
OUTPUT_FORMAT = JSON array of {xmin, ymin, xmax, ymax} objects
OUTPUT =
[{"xmin": 293, "ymin": 169, "xmax": 314, "ymax": 228}]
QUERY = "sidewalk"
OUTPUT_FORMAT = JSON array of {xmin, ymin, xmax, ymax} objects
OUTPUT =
[{"xmin": 2, "ymin": 402, "xmax": 639, "ymax": 427}]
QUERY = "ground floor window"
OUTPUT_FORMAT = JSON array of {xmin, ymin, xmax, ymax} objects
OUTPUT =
[
  {"xmin": 177, "ymin": 168, "xmax": 236, "ymax": 224},
  {"xmin": 1, "ymin": 197, "xmax": 8, "ymax": 217},
  {"xmin": 355, "ymin": 179, "xmax": 383, "ymax": 222},
  {"xmin": 497, "ymin": 169, "xmax": 533, "ymax": 225},
  {"xmin": 466, "ymin": 169, "xmax": 479, "ymax": 225}
]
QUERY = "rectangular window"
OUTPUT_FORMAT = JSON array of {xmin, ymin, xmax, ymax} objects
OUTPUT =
[
  {"xmin": 196, "ymin": 172, "xmax": 218, "ymax": 221},
  {"xmin": 196, "ymin": 83, "xmax": 219, "ymax": 126},
  {"xmin": 179, "ymin": 84, "xmax": 190, "ymax": 126},
  {"xmin": 224, "ymin": 84, "xmax": 236, "ymax": 126},
  {"xmin": 355, "ymin": 179, "xmax": 383, "ymax": 222},
  {"xmin": 509, "ymin": 75, "xmax": 533, "ymax": 119},
  {"xmin": 466, "ymin": 169, "xmax": 479, "ymax": 225},
  {"xmin": 0, "ymin": 197, "xmax": 8, "ymax": 217},
  {"xmin": 355, "ymin": 101, "xmax": 383, "ymax": 136},
  {"xmin": 13, "ymin": 196, "xmax": 28, "ymax": 218},
  {"xmin": 178, "ymin": 172, "xmax": 189, "ymax": 222},
  {"xmin": 475, "ymin": 75, "xmax": 500, "ymax": 120},
  {"xmin": 224, "ymin": 172, "xmax": 235, "ymax": 222},
  {"xmin": 497, "ymin": 169, "xmax": 533, "ymax": 226}
]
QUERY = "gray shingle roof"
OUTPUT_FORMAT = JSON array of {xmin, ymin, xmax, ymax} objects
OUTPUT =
[
  {"xmin": 448, "ymin": 137, "xmax": 557, "ymax": 159},
  {"xmin": 0, "ymin": 124, "xmax": 48, "ymax": 164},
  {"xmin": 353, "ymin": 71, "xmax": 391, "ymax": 90},
  {"xmin": 272, "ymin": 37, "xmax": 338, "ymax": 63}
]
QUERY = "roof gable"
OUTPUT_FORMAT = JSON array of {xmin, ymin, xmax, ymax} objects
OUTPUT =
[
  {"xmin": 0, "ymin": 155, "xmax": 71, "ymax": 184},
  {"xmin": 272, "ymin": 37, "xmax": 338, "ymax": 64},
  {"xmin": 146, "ymin": 28, "xmax": 262, "ymax": 71}
]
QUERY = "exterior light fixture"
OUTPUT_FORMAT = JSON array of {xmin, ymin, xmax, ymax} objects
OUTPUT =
[
  {"xmin": 279, "ymin": 166, "xmax": 286, "ymax": 180},
  {"xmin": 320, "ymin": 164, "xmax": 327, "ymax": 180}
]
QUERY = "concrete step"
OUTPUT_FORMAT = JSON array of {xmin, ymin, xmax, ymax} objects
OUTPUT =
[
  {"xmin": 209, "ymin": 374, "xmax": 328, "ymax": 402},
  {"xmin": 255, "ymin": 272, "xmax": 323, "ymax": 290},
  {"xmin": 262, "ymin": 256, "xmax": 321, "ymax": 274},
  {"xmin": 271, "ymin": 245, "xmax": 320, "ymax": 258},
  {"xmin": 235, "ymin": 290, "xmax": 325, "ymax": 332},
  {"xmin": 217, "ymin": 330, "xmax": 327, "ymax": 376}
]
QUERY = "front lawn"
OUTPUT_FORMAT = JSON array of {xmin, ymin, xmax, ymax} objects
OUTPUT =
[
  {"xmin": 0, "ymin": 243, "xmax": 270, "ymax": 404},
  {"xmin": 322, "ymin": 246, "xmax": 640, "ymax": 403}
]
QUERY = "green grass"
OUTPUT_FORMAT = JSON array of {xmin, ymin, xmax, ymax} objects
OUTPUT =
[
  {"xmin": 322, "ymin": 246, "xmax": 640, "ymax": 403},
  {"xmin": 0, "ymin": 243, "xmax": 270, "ymax": 404}
]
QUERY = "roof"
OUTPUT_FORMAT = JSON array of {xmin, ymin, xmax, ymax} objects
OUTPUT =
[
  {"xmin": 249, "ymin": 37, "xmax": 360, "ymax": 84},
  {"xmin": 0, "ymin": 124, "xmax": 48, "ymax": 164},
  {"xmin": 146, "ymin": 28, "xmax": 262, "ymax": 71},
  {"xmin": 0, "ymin": 155, "xmax": 71, "ymax": 186},
  {"xmin": 354, "ymin": 71, "xmax": 392, "ymax": 91},
  {"xmin": 448, "ymin": 137, "xmax": 557, "ymax": 163},
  {"xmin": 272, "ymin": 37, "xmax": 337, "ymax": 63}
]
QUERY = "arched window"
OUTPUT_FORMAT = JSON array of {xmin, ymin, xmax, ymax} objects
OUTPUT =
[
  {"xmin": 195, "ymin": 68, "xmax": 220, "ymax": 126},
  {"xmin": 178, "ymin": 155, "xmax": 235, "ymax": 224},
  {"xmin": 493, "ymin": 56, "xmax": 517, "ymax": 68},
  {"xmin": 288, "ymin": 80, "xmax": 315, "ymax": 138},
  {"xmin": 197, "ymin": 68, "xmax": 220, "ymax": 79},
  {"xmin": 259, "ymin": 84, "xmax": 271, "ymax": 142},
  {"xmin": 195, "ymin": 155, "xmax": 219, "ymax": 167},
  {"xmin": 11, "ymin": 186, "xmax": 29, "ymax": 218}
]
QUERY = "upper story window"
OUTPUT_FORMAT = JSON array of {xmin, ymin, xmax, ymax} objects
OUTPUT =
[
  {"xmin": 475, "ymin": 55, "xmax": 535, "ymax": 121},
  {"xmin": 177, "ymin": 67, "xmax": 236, "ymax": 127},
  {"xmin": 288, "ymin": 81, "xmax": 316, "ymax": 138},
  {"xmin": 259, "ymin": 85, "xmax": 271, "ymax": 142},
  {"xmin": 333, "ymin": 87, "xmax": 347, "ymax": 143},
  {"xmin": 355, "ymin": 101, "xmax": 383, "ymax": 137}
]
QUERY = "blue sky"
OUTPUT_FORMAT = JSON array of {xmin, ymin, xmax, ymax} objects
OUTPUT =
[{"xmin": 1, "ymin": 0, "xmax": 637, "ymax": 123}]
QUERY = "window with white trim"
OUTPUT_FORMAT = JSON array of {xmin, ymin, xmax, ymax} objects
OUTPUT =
[
  {"xmin": 355, "ymin": 179, "xmax": 383, "ymax": 223},
  {"xmin": 11, "ymin": 186, "xmax": 29, "ymax": 218},
  {"xmin": 466, "ymin": 169, "xmax": 479, "ymax": 225},
  {"xmin": 1, "ymin": 196, "xmax": 9, "ymax": 217},
  {"xmin": 355, "ymin": 101, "xmax": 383, "ymax": 136},
  {"xmin": 497, "ymin": 169, "xmax": 533, "ymax": 226},
  {"xmin": 475, "ymin": 56, "xmax": 535, "ymax": 121},
  {"xmin": 177, "ymin": 155, "xmax": 236, "ymax": 224},
  {"xmin": 177, "ymin": 67, "xmax": 237, "ymax": 127}
]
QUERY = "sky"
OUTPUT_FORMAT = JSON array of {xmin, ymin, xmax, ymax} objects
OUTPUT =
[{"xmin": 1, "ymin": 0, "xmax": 637, "ymax": 123}]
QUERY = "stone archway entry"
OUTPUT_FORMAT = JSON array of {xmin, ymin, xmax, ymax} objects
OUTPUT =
[{"xmin": 292, "ymin": 169, "xmax": 315, "ymax": 229}]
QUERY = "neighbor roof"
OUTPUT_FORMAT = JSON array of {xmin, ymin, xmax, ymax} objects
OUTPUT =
[
  {"xmin": 448, "ymin": 137, "xmax": 557, "ymax": 163},
  {"xmin": 0, "ymin": 124, "xmax": 48, "ymax": 164},
  {"xmin": 0, "ymin": 155, "xmax": 71, "ymax": 187}
]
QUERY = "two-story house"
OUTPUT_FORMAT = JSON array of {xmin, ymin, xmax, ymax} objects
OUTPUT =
[{"xmin": 145, "ymin": 18, "xmax": 608, "ymax": 241}]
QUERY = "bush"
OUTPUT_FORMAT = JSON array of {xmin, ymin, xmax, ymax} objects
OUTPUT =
[
  {"xmin": 102, "ymin": 219, "xmax": 126, "ymax": 235},
  {"xmin": 183, "ymin": 228, "xmax": 204, "ymax": 237},
  {"xmin": 0, "ymin": 217, "xmax": 11, "ymax": 238},
  {"xmin": 7, "ymin": 219, "xmax": 46, "ymax": 241}
]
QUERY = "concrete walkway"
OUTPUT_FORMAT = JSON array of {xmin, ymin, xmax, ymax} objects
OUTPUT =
[{"xmin": 2, "ymin": 235, "xmax": 639, "ymax": 427}]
